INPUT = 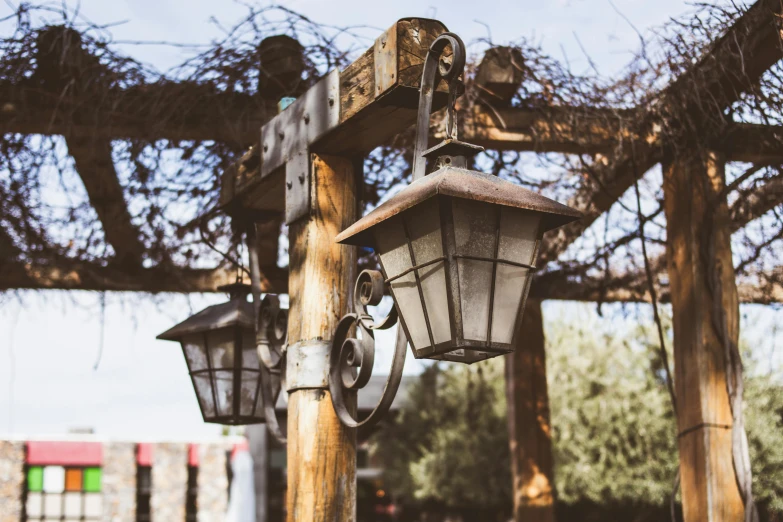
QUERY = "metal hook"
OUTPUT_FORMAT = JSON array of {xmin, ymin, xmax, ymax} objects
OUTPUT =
[{"xmin": 412, "ymin": 32, "xmax": 467, "ymax": 181}]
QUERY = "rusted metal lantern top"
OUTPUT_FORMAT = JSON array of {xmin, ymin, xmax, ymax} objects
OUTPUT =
[
  {"xmin": 336, "ymin": 139, "xmax": 581, "ymax": 364},
  {"xmin": 157, "ymin": 283, "xmax": 267, "ymax": 425}
]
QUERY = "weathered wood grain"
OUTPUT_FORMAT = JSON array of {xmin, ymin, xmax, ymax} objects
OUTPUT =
[
  {"xmin": 663, "ymin": 150, "xmax": 744, "ymax": 521},
  {"xmin": 227, "ymin": 18, "xmax": 449, "ymax": 215},
  {"xmin": 505, "ymin": 299, "xmax": 555, "ymax": 522},
  {"xmin": 286, "ymin": 153, "xmax": 358, "ymax": 522}
]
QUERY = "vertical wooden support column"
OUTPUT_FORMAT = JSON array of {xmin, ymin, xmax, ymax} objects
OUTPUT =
[
  {"xmin": 663, "ymin": 150, "xmax": 744, "ymax": 521},
  {"xmin": 286, "ymin": 153, "xmax": 358, "ymax": 522},
  {"xmin": 505, "ymin": 298, "xmax": 556, "ymax": 522}
]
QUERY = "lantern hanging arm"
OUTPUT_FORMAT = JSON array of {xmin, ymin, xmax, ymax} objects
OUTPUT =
[
  {"xmin": 246, "ymin": 223, "xmax": 288, "ymax": 444},
  {"xmin": 328, "ymin": 270, "xmax": 406, "ymax": 436},
  {"xmin": 412, "ymin": 32, "xmax": 467, "ymax": 182}
]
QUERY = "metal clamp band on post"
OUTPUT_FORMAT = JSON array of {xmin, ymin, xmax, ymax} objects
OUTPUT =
[{"xmin": 286, "ymin": 340, "xmax": 332, "ymax": 392}]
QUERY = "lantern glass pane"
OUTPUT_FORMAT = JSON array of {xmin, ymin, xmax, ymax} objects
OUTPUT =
[
  {"xmin": 182, "ymin": 334, "xmax": 208, "ymax": 372},
  {"xmin": 452, "ymin": 198, "xmax": 496, "ymax": 341},
  {"xmin": 207, "ymin": 328, "xmax": 235, "ymax": 369},
  {"xmin": 192, "ymin": 374, "xmax": 216, "ymax": 418},
  {"xmin": 375, "ymin": 216, "xmax": 430, "ymax": 350},
  {"xmin": 213, "ymin": 370, "xmax": 234, "ymax": 417},
  {"xmin": 240, "ymin": 371, "xmax": 260, "ymax": 416},
  {"xmin": 406, "ymin": 202, "xmax": 450, "ymax": 345},
  {"xmin": 241, "ymin": 328, "xmax": 259, "ymax": 370},
  {"xmin": 491, "ymin": 209, "xmax": 541, "ymax": 343}
]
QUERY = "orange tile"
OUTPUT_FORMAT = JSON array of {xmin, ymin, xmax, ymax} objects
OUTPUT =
[{"xmin": 64, "ymin": 468, "xmax": 82, "ymax": 492}]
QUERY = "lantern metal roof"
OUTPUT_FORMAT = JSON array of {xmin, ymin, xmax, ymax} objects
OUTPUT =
[
  {"xmin": 156, "ymin": 283, "xmax": 254, "ymax": 341},
  {"xmin": 335, "ymin": 166, "xmax": 583, "ymax": 247}
]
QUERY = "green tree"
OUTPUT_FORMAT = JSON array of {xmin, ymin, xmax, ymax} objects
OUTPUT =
[
  {"xmin": 373, "ymin": 308, "xmax": 783, "ymax": 513},
  {"xmin": 371, "ymin": 361, "xmax": 511, "ymax": 509}
]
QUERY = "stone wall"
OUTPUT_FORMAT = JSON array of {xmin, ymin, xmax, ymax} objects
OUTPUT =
[
  {"xmin": 151, "ymin": 443, "xmax": 187, "ymax": 522},
  {"xmin": 197, "ymin": 443, "xmax": 229, "ymax": 522},
  {"xmin": 103, "ymin": 442, "xmax": 136, "ymax": 522},
  {"xmin": 0, "ymin": 441, "xmax": 24, "ymax": 522}
]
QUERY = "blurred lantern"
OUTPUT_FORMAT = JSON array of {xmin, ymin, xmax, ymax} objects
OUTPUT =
[
  {"xmin": 336, "ymin": 139, "xmax": 581, "ymax": 363},
  {"xmin": 157, "ymin": 283, "xmax": 266, "ymax": 424}
]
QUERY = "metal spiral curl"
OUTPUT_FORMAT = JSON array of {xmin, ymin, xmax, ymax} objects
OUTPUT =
[
  {"xmin": 256, "ymin": 294, "xmax": 288, "ymax": 444},
  {"xmin": 246, "ymin": 223, "xmax": 288, "ymax": 444},
  {"xmin": 329, "ymin": 270, "xmax": 406, "ymax": 435}
]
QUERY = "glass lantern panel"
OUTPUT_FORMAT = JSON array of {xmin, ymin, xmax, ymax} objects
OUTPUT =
[
  {"xmin": 452, "ymin": 199, "xmax": 497, "ymax": 341},
  {"xmin": 491, "ymin": 208, "xmax": 541, "ymax": 344},
  {"xmin": 241, "ymin": 328, "xmax": 259, "ymax": 370},
  {"xmin": 182, "ymin": 334, "xmax": 208, "ymax": 372},
  {"xmin": 213, "ymin": 370, "xmax": 234, "ymax": 417},
  {"xmin": 207, "ymin": 328, "xmax": 235, "ymax": 369},
  {"xmin": 497, "ymin": 207, "xmax": 540, "ymax": 263},
  {"xmin": 374, "ymin": 216, "xmax": 431, "ymax": 350},
  {"xmin": 456, "ymin": 259, "xmax": 492, "ymax": 341},
  {"xmin": 240, "ymin": 371, "xmax": 260, "ymax": 416},
  {"xmin": 192, "ymin": 374, "xmax": 216, "ymax": 418},
  {"xmin": 406, "ymin": 202, "xmax": 451, "ymax": 345}
]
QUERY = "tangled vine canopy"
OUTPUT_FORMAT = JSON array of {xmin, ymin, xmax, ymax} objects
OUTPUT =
[{"xmin": 0, "ymin": 1, "xmax": 781, "ymax": 304}]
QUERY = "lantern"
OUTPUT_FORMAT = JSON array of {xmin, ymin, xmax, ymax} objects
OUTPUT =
[
  {"xmin": 157, "ymin": 283, "xmax": 266, "ymax": 424},
  {"xmin": 336, "ymin": 140, "xmax": 581, "ymax": 364}
]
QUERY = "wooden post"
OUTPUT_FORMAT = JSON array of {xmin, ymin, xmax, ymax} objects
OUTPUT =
[
  {"xmin": 286, "ymin": 153, "xmax": 358, "ymax": 521},
  {"xmin": 247, "ymin": 425, "xmax": 269, "ymax": 522},
  {"xmin": 505, "ymin": 298, "xmax": 556, "ymax": 522},
  {"xmin": 663, "ymin": 149, "xmax": 745, "ymax": 521}
]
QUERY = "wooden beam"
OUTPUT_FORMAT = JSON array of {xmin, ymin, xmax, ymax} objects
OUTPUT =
[
  {"xmin": 724, "ymin": 122, "xmax": 783, "ymax": 164},
  {"xmin": 66, "ymin": 135, "xmax": 146, "ymax": 269},
  {"xmin": 222, "ymin": 18, "xmax": 449, "ymax": 214},
  {"xmin": 0, "ymin": 261, "xmax": 238, "ymax": 293},
  {"xmin": 474, "ymin": 47, "xmax": 524, "ymax": 105},
  {"xmin": 29, "ymin": 26, "xmax": 146, "ymax": 269},
  {"xmin": 505, "ymin": 299, "xmax": 555, "ymax": 522},
  {"xmin": 457, "ymin": 106, "xmax": 628, "ymax": 155},
  {"xmin": 729, "ymin": 170, "xmax": 783, "ymax": 230},
  {"xmin": 286, "ymin": 154, "xmax": 357, "ymax": 522},
  {"xmin": 540, "ymin": 0, "xmax": 783, "ymax": 264},
  {"xmin": 664, "ymin": 149, "xmax": 745, "ymax": 520},
  {"xmin": 0, "ymin": 80, "xmax": 275, "ymax": 147}
]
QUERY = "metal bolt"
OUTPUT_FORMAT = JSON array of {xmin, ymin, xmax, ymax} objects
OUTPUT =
[
  {"xmin": 298, "ymin": 174, "xmax": 305, "ymax": 184},
  {"xmin": 304, "ymin": 113, "xmax": 310, "ymax": 124}
]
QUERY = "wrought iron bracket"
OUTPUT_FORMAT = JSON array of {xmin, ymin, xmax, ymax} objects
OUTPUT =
[
  {"xmin": 246, "ymin": 223, "xmax": 288, "ymax": 444},
  {"xmin": 260, "ymin": 69, "xmax": 340, "ymax": 224},
  {"xmin": 328, "ymin": 270, "xmax": 406, "ymax": 436},
  {"xmin": 411, "ymin": 32, "xmax": 466, "ymax": 182}
]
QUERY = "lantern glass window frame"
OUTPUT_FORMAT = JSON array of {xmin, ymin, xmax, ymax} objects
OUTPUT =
[
  {"xmin": 336, "ymin": 166, "xmax": 581, "ymax": 364},
  {"xmin": 157, "ymin": 284, "xmax": 266, "ymax": 425}
]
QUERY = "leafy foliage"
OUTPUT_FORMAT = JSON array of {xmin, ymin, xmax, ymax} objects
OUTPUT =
[{"xmin": 372, "ymin": 308, "xmax": 783, "ymax": 513}]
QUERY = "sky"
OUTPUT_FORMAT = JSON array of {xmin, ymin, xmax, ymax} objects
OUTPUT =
[{"xmin": 3, "ymin": 0, "xmax": 780, "ymax": 441}]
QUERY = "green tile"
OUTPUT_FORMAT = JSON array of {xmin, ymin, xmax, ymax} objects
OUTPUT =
[
  {"xmin": 83, "ymin": 467, "xmax": 102, "ymax": 492},
  {"xmin": 27, "ymin": 467, "xmax": 43, "ymax": 491}
]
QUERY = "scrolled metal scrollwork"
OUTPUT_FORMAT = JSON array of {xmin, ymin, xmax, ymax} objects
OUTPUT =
[
  {"xmin": 246, "ymin": 223, "xmax": 288, "ymax": 444},
  {"xmin": 328, "ymin": 270, "xmax": 406, "ymax": 436}
]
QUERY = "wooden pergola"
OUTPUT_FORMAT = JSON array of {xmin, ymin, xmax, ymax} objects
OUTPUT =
[{"xmin": 2, "ymin": 1, "xmax": 783, "ymax": 520}]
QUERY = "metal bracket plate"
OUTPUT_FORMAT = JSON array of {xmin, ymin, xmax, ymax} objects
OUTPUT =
[
  {"xmin": 286, "ymin": 340, "xmax": 332, "ymax": 392},
  {"xmin": 260, "ymin": 70, "xmax": 340, "ymax": 224}
]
